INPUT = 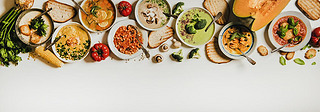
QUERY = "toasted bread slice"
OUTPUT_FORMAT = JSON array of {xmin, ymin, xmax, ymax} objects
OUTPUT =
[
  {"xmin": 205, "ymin": 38, "xmax": 232, "ymax": 64},
  {"xmin": 203, "ymin": 0, "xmax": 229, "ymax": 25},
  {"xmin": 44, "ymin": 0, "xmax": 76, "ymax": 23},
  {"xmin": 297, "ymin": 0, "xmax": 320, "ymax": 20},
  {"xmin": 148, "ymin": 26, "xmax": 173, "ymax": 48}
]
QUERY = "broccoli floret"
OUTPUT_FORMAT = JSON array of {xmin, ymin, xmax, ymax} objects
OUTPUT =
[
  {"xmin": 185, "ymin": 24, "xmax": 197, "ymax": 34},
  {"xmin": 188, "ymin": 48, "xmax": 200, "ymax": 59},
  {"xmin": 194, "ymin": 19, "xmax": 207, "ymax": 30},
  {"xmin": 172, "ymin": 2, "xmax": 184, "ymax": 16},
  {"xmin": 171, "ymin": 49, "xmax": 183, "ymax": 62}
]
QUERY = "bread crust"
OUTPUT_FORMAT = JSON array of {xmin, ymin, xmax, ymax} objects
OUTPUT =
[
  {"xmin": 305, "ymin": 49, "xmax": 316, "ymax": 59},
  {"xmin": 297, "ymin": 0, "xmax": 320, "ymax": 20},
  {"xmin": 148, "ymin": 26, "xmax": 173, "ymax": 48},
  {"xmin": 205, "ymin": 38, "xmax": 232, "ymax": 64},
  {"xmin": 257, "ymin": 45, "xmax": 268, "ymax": 56},
  {"xmin": 203, "ymin": 0, "xmax": 230, "ymax": 25},
  {"xmin": 44, "ymin": 0, "xmax": 76, "ymax": 23}
]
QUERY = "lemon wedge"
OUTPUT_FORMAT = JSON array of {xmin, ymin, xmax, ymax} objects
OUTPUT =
[
  {"xmin": 106, "ymin": 10, "xmax": 113, "ymax": 19},
  {"xmin": 96, "ymin": 10, "xmax": 107, "ymax": 20},
  {"xmin": 98, "ymin": 21, "xmax": 109, "ymax": 27}
]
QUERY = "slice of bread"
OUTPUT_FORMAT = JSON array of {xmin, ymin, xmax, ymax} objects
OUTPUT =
[
  {"xmin": 205, "ymin": 38, "xmax": 232, "ymax": 64},
  {"xmin": 44, "ymin": 0, "xmax": 76, "ymax": 23},
  {"xmin": 148, "ymin": 26, "xmax": 173, "ymax": 48},
  {"xmin": 203, "ymin": 0, "xmax": 229, "ymax": 25},
  {"xmin": 297, "ymin": 0, "xmax": 320, "ymax": 20}
]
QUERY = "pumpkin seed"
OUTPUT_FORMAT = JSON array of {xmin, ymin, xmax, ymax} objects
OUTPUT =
[
  {"xmin": 280, "ymin": 56, "xmax": 286, "ymax": 65},
  {"xmin": 294, "ymin": 58, "xmax": 305, "ymax": 65}
]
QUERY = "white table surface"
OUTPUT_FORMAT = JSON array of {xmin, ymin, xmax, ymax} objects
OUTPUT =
[{"xmin": 1, "ymin": 0, "xmax": 320, "ymax": 112}]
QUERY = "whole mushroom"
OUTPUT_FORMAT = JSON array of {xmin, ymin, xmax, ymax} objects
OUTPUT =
[
  {"xmin": 172, "ymin": 39, "xmax": 181, "ymax": 49},
  {"xmin": 160, "ymin": 43, "xmax": 169, "ymax": 52},
  {"xmin": 153, "ymin": 54, "xmax": 163, "ymax": 63}
]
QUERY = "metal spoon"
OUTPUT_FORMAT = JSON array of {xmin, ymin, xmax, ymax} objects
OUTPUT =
[
  {"xmin": 271, "ymin": 43, "xmax": 290, "ymax": 53},
  {"xmin": 205, "ymin": 12, "xmax": 222, "ymax": 32},
  {"xmin": 71, "ymin": 0, "xmax": 89, "ymax": 15},
  {"xmin": 271, "ymin": 39, "xmax": 300, "ymax": 53},
  {"xmin": 34, "ymin": 8, "xmax": 52, "ymax": 19},
  {"xmin": 238, "ymin": 48, "xmax": 256, "ymax": 65},
  {"xmin": 127, "ymin": 25, "xmax": 150, "ymax": 58},
  {"xmin": 45, "ymin": 35, "xmax": 64, "ymax": 51}
]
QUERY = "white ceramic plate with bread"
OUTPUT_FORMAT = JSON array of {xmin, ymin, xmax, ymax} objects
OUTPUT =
[{"xmin": 108, "ymin": 19, "xmax": 148, "ymax": 59}]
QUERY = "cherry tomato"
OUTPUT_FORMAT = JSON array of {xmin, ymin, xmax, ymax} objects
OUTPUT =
[
  {"xmin": 312, "ymin": 27, "xmax": 320, "ymax": 37},
  {"xmin": 118, "ymin": 1, "xmax": 132, "ymax": 16},
  {"xmin": 90, "ymin": 43, "xmax": 110, "ymax": 62}
]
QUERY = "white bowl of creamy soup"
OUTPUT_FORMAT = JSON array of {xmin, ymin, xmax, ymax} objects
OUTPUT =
[
  {"xmin": 135, "ymin": 0, "xmax": 171, "ymax": 31},
  {"xmin": 15, "ymin": 9, "xmax": 54, "ymax": 46},
  {"xmin": 51, "ymin": 22, "xmax": 91, "ymax": 62}
]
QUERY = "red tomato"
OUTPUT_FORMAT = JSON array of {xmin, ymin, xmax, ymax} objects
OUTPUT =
[
  {"xmin": 310, "ymin": 36, "xmax": 320, "ymax": 47},
  {"xmin": 118, "ymin": 1, "xmax": 132, "ymax": 16},
  {"xmin": 312, "ymin": 27, "xmax": 320, "ymax": 37},
  {"xmin": 90, "ymin": 43, "xmax": 110, "ymax": 61}
]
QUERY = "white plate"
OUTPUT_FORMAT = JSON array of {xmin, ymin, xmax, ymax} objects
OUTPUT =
[
  {"xmin": 175, "ymin": 7, "xmax": 215, "ymax": 47},
  {"xmin": 134, "ymin": 0, "xmax": 171, "ymax": 31},
  {"xmin": 108, "ymin": 19, "xmax": 148, "ymax": 59},
  {"xmin": 218, "ymin": 22, "xmax": 257, "ymax": 59},
  {"xmin": 51, "ymin": 22, "xmax": 92, "ymax": 63},
  {"xmin": 268, "ymin": 11, "xmax": 311, "ymax": 52}
]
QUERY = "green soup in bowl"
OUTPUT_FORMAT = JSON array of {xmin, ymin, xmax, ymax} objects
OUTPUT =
[{"xmin": 176, "ymin": 7, "xmax": 215, "ymax": 47}]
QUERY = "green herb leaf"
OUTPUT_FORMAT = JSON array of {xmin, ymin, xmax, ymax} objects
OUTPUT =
[
  {"xmin": 301, "ymin": 44, "xmax": 310, "ymax": 50},
  {"xmin": 312, "ymin": 62, "xmax": 316, "ymax": 65},
  {"xmin": 288, "ymin": 17, "xmax": 295, "ymax": 26},
  {"xmin": 230, "ymin": 33, "xmax": 238, "ymax": 40},
  {"xmin": 280, "ymin": 56, "xmax": 286, "ymax": 66},
  {"xmin": 90, "ymin": 6, "xmax": 101, "ymax": 17},
  {"xmin": 294, "ymin": 36, "xmax": 301, "ymax": 42},
  {"xmin": 288, "ymin": 25, "xmax": 295, "ymax": 29},
  {"xmin": 293, "ymin": 27, "xmax": 298, "ymax": 36},
  {"xmin": 294, "ymin": 58, "xmax": 305, "ymax": 65}
]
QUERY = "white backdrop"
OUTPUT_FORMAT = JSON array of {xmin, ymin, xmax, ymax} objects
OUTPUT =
[{"xmin": 1, "ymin": 0, "xmax": 320, "ymax": 112}]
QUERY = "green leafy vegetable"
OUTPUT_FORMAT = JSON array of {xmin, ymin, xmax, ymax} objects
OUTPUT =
[
  {"xmin": 294, "ymin": 36, "xmax": 301, "ymax": 42},
  {"xmin": 294, "ymin": 58, "xmax": 305, "ymax": 65},
  {"xmin": 172, "ymin": 2, "xmax": 184, "ymax": 16},
  {"xmin": 280, "ymin": 56, "xmax": 286, "ymax": 66},
  {"xmin": 29, "ymin": 16, "xmax": 48, "ymax": 36},
  {"xmin": 188, "ymin": 48, "xmax": 200, "ymax": 59},
  {"xmin": 171, "ymin": 49, "xmax": 183, "ymax": 62},
  {"xmin": 293, "ymin": 27, "xmax": 298, "ymax": 36},
  {"xmin": 0, "ymin": 7, "xmax": 31, "ymax": 67},
  {"xmin": 90, "ymin": 6, "xmax": 101, "ymax": 18},
  {"xmin": 277, "ymin": 25, "xmax": 288, "ymax": 38},
  {"xmin": 185, "ymin": 24, "xmax": 197, "ymax": 34},
  {"xmin": 194, "ymin": 19, "xmax": 207, "ymax": 30},
  {"xmin": 301, "ymin": 44, "xmax": 311, "ymax": 50}
]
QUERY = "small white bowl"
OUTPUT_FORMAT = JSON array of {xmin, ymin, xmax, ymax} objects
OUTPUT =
[
  {"xmin": 218, "ymin": 22, "xmax": 257, "ymax": 59},
  {"xmin": 79, "ymin": 0, "xmax": 117, "ymax": 33},
  {"xmin": 268, "ymin": 11, "xmax": 311, "ymax": 52},
  {"xmin": 175, "ymin": 7, "xmax": 215, "ymax": 48},
  {"xmin": 51, "ymin": 22, "xmax": 92, "ymax": 63},
  {"xmin": 134, "ymin": 0, "xmax": 171, "ymax": 31},
  {"xmin": 108, "ymin": 19, "xmax": 148, "ymax": 59}
]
